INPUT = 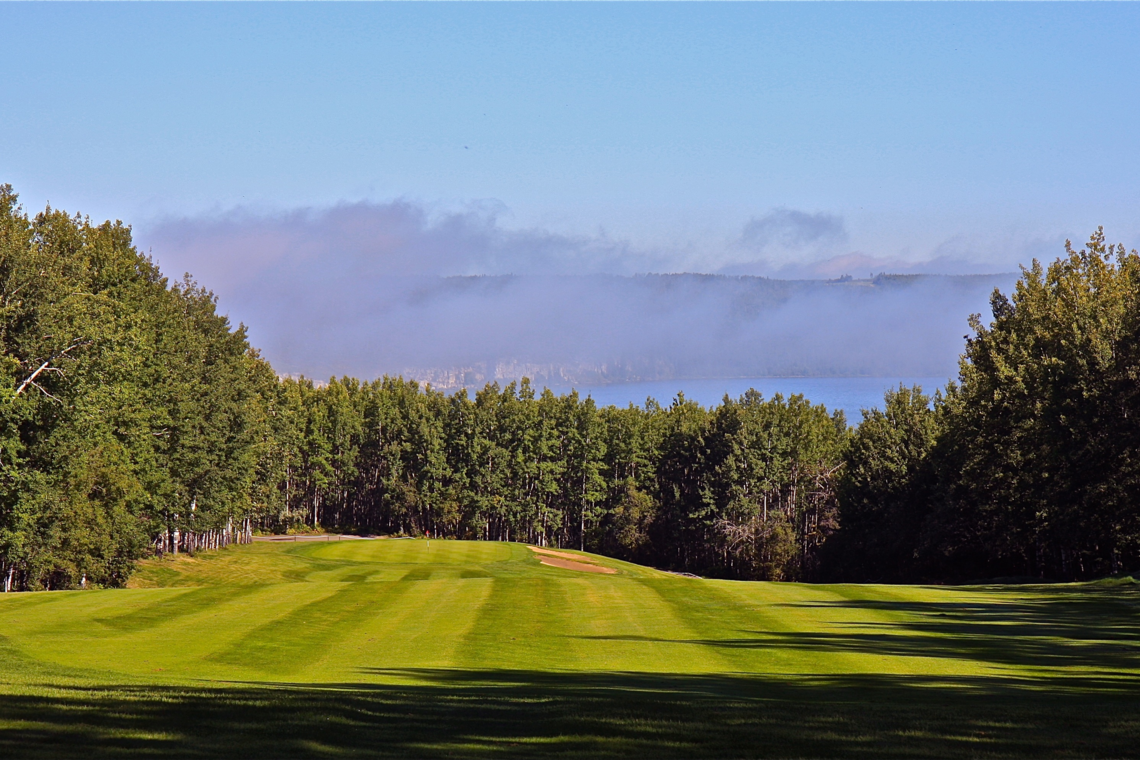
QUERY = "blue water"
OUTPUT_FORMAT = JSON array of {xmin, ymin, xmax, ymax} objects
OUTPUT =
[{"xmin": 546, "ymin": 376, "xmax": 949, "ymax": 424}]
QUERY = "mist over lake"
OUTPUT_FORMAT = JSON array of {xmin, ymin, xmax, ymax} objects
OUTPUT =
[
  {"xmin": 142, "ymin": 232, "xmax": 1016, "ymax": 385},
  {"xmin": 268, "ymin": 271, "xmax": 1009, "ymax": 388}
]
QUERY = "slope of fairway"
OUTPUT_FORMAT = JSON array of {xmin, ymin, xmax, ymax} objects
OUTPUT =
[{"xmin": 1, "ymin": 539, "xmax": 1138, "ymax": 758}]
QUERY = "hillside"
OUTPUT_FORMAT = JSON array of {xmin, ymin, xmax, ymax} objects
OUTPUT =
[{"xmin": 0, "ymin": 539, "xmax": 1137, "ymax": 757}]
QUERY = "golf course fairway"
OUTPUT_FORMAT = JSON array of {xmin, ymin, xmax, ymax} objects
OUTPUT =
[{"xmin": 1, "ymin": 538, "xmax": 1137, "ymax": 758}]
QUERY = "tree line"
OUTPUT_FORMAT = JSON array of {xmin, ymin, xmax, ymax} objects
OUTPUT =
[
  {"xmin": 2, "ymin": 186, "xmax": 1137, "ymax": 589},
  {"xmin": 265, "ymin": 376, "xmax": 846, "ymax": 582},
  {"xmin": 831, "ymin": 229, "xmax": 1140, "ymax": 582},
  {"xmin": 0, "ymin": 187, "xmax": 273, "ymax": 590}
]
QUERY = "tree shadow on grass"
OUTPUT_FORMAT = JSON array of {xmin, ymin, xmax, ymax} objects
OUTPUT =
[
  {"xmin": 4, "ymin": 585, "xmax": 1138, "ymax": 758},
  {"xmin": 584, "ymin": 582, "xmax": 1140, "ymax": 673},
  {"xmin": 1, "ymin": 668, "xmax": 1138, "ymax": 759},
  {"xmin": 773, "ymin": 582, "xmax": 1140, "ymax": 671}
]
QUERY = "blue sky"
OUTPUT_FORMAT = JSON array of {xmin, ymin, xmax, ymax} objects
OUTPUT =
[{"xmin": 2, "ymin": 2, "xmax": 1138, "ymax": 280}]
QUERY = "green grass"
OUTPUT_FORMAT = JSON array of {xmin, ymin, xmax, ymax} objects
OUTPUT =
[{"xmin": 1, "ymin": 539, "xmax": 1138, "ymax": 758}]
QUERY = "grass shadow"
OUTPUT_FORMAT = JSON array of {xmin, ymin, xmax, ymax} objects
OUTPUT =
[
  {"xmin": 1, "ymin": 668, "xmax": 1138, "ymax": 758},
  {"xmin": 583, "ymin": 581, "xmax": 1140, "ymax": 674},
  {"xmin": 774, "ymin": 582, "xmax": 1140, "ymax": 671}
]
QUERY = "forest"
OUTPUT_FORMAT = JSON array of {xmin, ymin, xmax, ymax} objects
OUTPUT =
[{"xmin": 2, "ymin": 184, "xmax": 1138, "ymax": 590}]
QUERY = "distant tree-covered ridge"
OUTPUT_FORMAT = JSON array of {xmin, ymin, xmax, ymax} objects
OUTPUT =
[{"xmin": 2, "ymin": 186, "xmax": 1137, "ymax": 588}]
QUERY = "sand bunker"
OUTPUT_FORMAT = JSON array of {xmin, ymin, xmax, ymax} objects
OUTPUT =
[
  {"xmin": 529, "ymin": 546, "xmax": 591, "ymax": 561},
  {"xmin": 528, "ymin": 546, "xmax": 617, "ymax": 574},
  {"xmin": 536, "ymin": 556, "xmax": 618, "ymax": 574}
]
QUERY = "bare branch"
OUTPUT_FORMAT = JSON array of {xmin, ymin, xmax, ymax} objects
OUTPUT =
[
  {"xmin": 14, "ymin": 361, "xmax": 50, "ymax": 396},
  {"xmin": 28, "ymin": 381, "xmax": 63, "ymax": 404},
  {"xmin": 54, "ymin": 339, "xmax": 92, "ymax": 359},
  {"xmin": 11, "ymin": 338, "xmax": 91, "ymax": 400}
]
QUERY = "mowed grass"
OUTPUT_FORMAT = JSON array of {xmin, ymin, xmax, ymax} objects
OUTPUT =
[{"xmin": 1, "ymin": 539, "xmax": 1138, "ymax": 758}]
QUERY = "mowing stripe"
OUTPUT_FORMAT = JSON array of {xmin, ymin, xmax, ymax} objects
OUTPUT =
[
  {"xmin": 94, "ymin": 586, "xmax": 262, "ymax": 633},
  {"xmin": 327, "ymin": 577, "xmax": 497, "ymax": 674},
  {"xmin": 457, "ymin": 577, "xmax": 578, "ymax": 670},
  {"xmin": 210, "ymin": 580, "xmax": 414, "ymax": 675}
]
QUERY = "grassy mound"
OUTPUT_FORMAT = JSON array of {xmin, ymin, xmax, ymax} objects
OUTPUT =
[{"xmin": 1, "ymin": 539, "xmax": 1138, "ymax": 757}]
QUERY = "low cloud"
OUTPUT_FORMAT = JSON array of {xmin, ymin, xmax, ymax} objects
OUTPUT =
[
  {"xmin": 144, "ymin": 200, "xmax": 673, "ymax": 291},
  {"xmin": 739, "ymin": 209, "xmax": 847, "ymax": 252},
  {"xmin": 718, "ymin": 209, "xmax": 849, "ymax": 276}
]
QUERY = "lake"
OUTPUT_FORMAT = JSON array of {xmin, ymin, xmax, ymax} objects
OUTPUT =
[{"xmin": 543, "ymin": 376, "xmax": 950, "ymax": 424}]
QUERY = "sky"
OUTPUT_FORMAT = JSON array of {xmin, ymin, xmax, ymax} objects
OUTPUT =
[{"xmin": 1, "ymin": 2, "xmax": 1138, "ymax": 382}]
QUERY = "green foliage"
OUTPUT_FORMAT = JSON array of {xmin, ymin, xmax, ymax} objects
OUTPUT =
[
  {"xmin": 255, "ymin": 379, "xmax": 843, "ymax": 579},
  {"xmin": 826, "ymin": 229, "xmax": 1140, "ymax": 582},
  {"xmin": 935, "ymin": 229, "xmax": 1140, "ymax": 579},
  {"xmin": 829, "ymin": 385, "xmax": 944, "ymax": 581},
  {"xmin": 0, "ymin": 186, "xmax": 266, "ymax": 589},
  {"xmin": 4, "ymin": 182, "xmax": 1137, "ymax": 586}
]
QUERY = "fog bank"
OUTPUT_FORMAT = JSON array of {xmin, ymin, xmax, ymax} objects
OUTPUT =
[
  {"xmin": 138, "ymin": 201, "xmax": 1022, "ymax": 385},
  {"xmin": 231, "ymin": 271, "xmax": 1014, "ymax": 385}
]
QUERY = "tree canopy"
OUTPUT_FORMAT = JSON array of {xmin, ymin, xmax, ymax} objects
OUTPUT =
[
  {"xmin": 831, "ymin": 229, "xmax": 1140, "ymax": 582},
  {"xmin": 0, "ymin": 186, "xmax": 271, "ymax": 590}
]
